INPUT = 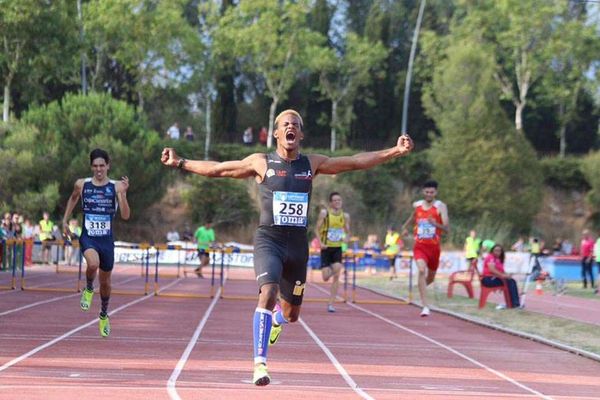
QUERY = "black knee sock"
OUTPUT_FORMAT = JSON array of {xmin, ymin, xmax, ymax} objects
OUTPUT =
[
  {"xmin": 86, "ymin": 278, "xmax": 94, "ymax": 291},
  {"xmin": 100, "ymin": 296, "xmax": 109, "ymax": 317}
]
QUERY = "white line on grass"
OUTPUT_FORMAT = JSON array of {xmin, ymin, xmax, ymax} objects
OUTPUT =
[{"xmin": 0, "ymin": 278, "xmax": 182, "ymax": 373}]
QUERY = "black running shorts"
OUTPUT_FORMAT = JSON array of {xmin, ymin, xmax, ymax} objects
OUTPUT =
[
  {"xmin": 253, "ymin": 226, "xmax": 308, "ymax": 306},
  {"xmin": 320, "ymin": 247, "xmax": 343, "ymax": 269}
]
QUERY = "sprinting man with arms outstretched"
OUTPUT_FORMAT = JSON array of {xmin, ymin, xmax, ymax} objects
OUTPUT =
[{"xmin": 161, "ymin": 109, "xmax": 413, "ymax": 386}]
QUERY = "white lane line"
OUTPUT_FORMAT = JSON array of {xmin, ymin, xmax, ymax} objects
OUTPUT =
[
  {"xmin": 166, "ymin": 288, "xmax": 221, "ymax": 400},
  {"xmin": 349, "ymin": 302, "xmax": 554, "ymax": 400},
  {"xmin": 299, "ymin": 317, "xmax": 375, "ymax": 400},
  {"xmin": 308, "ymin": 282, "xmax": 553, "ymax": 400},
  {"xmin": 0, "ymin": 278, "xmax": 182, "ymax": 373},
  {"xmin": 0, "ymin": 293, "xmax": 78, "ymax": 316},
  {"xmin": 0, "ymin": 276, "xmax": 140, "ymax": 316}
]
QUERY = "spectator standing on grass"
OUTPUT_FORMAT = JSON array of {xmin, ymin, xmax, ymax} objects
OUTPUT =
[
  {"xmin": 38, "ymin": 212, "xmax": 55, "ymax": 265},
  {"xmin": 384, "ymin": 226, "xmax": 402, "ymax": 280},
  {"xmin": 464, "ymin": 229, "xmax": 481, "ymax": 266},
  {"xmin": 167, "ymin": 228, "xmax": 180, "ymax": 242},
  {"xmin": 580, "ymin": 230, "xmax": 595, "ymax": 289},
  {"xmin": 22, "ymin": 218, "xmax": 35, "ymax": 266}
]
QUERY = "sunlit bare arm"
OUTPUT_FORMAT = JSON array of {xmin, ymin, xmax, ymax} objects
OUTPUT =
[{"xmin": 310, "ymin": 134, "xmax": 413, "ymax": 175}]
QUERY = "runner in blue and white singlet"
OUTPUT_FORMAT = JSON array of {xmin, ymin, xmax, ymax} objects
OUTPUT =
[
  {"xmin": 80, "ymin": 178, "xmax": 118, "ymax": 271},
  {"xmin": 161, "ymin": 109, "xmax": 414, "ymax": 387},
  {"xmin": 63, "ymin": 148, "xmax": 130, "ymax": 338}
]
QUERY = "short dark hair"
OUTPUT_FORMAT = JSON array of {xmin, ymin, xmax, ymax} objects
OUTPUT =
[
  {"xmin": 423, "ymin": 180, "xmax": 438, "ymax": 189},
  {"xmin": 329, "ymin": 192, "xmax": 341, "ymax": 201},
  {"xmin": 90, "ymin": 148, "xmax": 110, "ymax": 165}
]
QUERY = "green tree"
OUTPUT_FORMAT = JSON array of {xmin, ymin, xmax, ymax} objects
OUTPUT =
[
  {"xmin": 542, "ymin": 7, "xmax": 600, "ymax": 157},
  {"xmin": 83, "ymin": 0, "xmax": 199, "ymax": 110},
  {"xmin": 0, "ymin": 0, "xmax": 78, "ymax": 121},
  {"xmin": 454, "ymin": 0, "xmax": 566, "ymax": 133},
  {"xmin": 581, "ymin": 151, "xmax": 600, "ymax": 223},
  {"xmin": 423, "ymin": 38, "xmax": 542, "ymax": 233},
  {"xmin": 183, "ymin": 176, "xmax": 257, "ymax": 227},
  {"xmin": 2, "ymin": 93, "xmax": 168, "ymax": 227},
  {"xmin": 311, "ymin": 33, "xmax": 388, "ymax": 151},
  {"xmin": 215, "ymin": 0, "xmax": 323, "ymax": 147}
]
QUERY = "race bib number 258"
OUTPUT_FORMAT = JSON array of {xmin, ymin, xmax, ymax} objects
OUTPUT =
[{"xmin": 273, "ymin": 191, "xmax": 308, "ymax": 227}]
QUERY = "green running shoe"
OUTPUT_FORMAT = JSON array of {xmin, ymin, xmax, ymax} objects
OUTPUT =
[
  {"xmin": 99, "ymin": 315, "xmax": 111, "ymax": 337},
  {"xmin": 80, "ymin": 288, "xmax": 94, "ymax": 311},
  {"xmin": 269, "ymin": 323, "xmax": 282, "ymax": 346},
  {"xmin": 252, "ymin": 363, "xmax": 270, "ymax": 386}
]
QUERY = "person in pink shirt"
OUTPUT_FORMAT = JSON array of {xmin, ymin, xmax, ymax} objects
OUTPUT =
[
  {"xmin": 580, "ymin": 229, "xmax": 595, "ymax": 289},
  {"xmin": 481, "ymin": 244, "xmax": 520, "ymax": 308}
]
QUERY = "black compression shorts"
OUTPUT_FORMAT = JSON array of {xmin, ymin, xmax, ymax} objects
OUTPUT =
[{"xmin": 253, "ymin": 226, "xmax": 308, "ymax": 306}]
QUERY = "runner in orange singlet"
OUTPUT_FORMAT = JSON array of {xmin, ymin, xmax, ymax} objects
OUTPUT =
[{"xmin": 401, "ymin": 180, "xmax": 449, "ymax": 317}]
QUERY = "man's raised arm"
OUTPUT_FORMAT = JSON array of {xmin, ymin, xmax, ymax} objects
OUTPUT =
[
  {"xmin": 311, "ymin": 134, "xmax": 413, "ymax": 176},
  {"xmin": 161, "ymin": 147, "xmax": 265, "ymax": 179}
]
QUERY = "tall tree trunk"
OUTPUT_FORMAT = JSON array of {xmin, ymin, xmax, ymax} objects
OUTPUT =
[
  {"xmin": 267, "ymin": 98, "xmax": 278, "ymax": 149},
  {"xmin": 214, "ymin": 72, "xmax": 237, "ymax": 143},
  {"xmin": 515, "ymin": 102, "xmax": 524, "ymax": 132},
  {"xmin": 558, "ymin": 102, "xmax": 566, "ymax": 158},
  {"xmin": 330, "ymin": 100, "xmax": 338, "ymax": 152},
  {"xmin": 3, "ymin": 82, "xmax": 10, "ymax": 122},
  {"xmin": 204, "ymin": 93, "xmax": 211, "ymax": 160}
]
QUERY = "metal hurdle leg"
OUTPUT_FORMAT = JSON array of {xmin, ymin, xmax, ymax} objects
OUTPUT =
[
  {"xmin": 154, "ymin": 249, "xmax": 160, "ymax": 295},
  {"xmin": 219, "ymin": 248, "xmax": 226, "ymax": 298},
  {"xmin": 210, "ymin": 250, "xmax": 216, "ymax": 298},
  {"xmin": 352, "ymin": 254, "xmax": 357, "ymax": 303},
  {"xmin": 144, "ymin": 248, "xmax": 150, "ymax": 295},
  {"xmin": 20, "ymin": 240, "xmax": 26, "ymax": 290},
  {"xmin": 11, "ymin": 241, "xmax": 17, "ymax": 289}
]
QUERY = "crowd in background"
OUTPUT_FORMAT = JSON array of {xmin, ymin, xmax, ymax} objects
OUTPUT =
[{"xmin": 0, "ymin": 211, "xmax": 82, "ymax": 267}]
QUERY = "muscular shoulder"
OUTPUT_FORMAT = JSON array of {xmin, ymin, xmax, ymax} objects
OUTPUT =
[{"xmin": 307, "ymin": 154, "xmax": 328, "ymax": 174}]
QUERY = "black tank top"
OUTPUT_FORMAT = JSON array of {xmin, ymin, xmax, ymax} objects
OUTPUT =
[{"xmin": 258, "ymin": 152, "xmax": 313, "ymax": 228}]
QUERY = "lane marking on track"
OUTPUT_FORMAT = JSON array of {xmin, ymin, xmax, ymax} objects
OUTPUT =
[
  {"xmin": 350, "ymin": 302, "xmax": 555, "ymax": 400},
  {"xmin": 167, "ymin": 267, "xmax": 230, "ymax": 400},
  {"xmin": 0, "ymin": 278, "xmax": 182, "ymax": 373},
  {"xmin": 0, "ymin": 277, "xmax": 77, "ymax": 295},
  {"xmin": 308, "ymin": 282, "xmax": 554, "ymax": 400},
  {"xmin": 0, "ymin": 276, "xmax": 140, "ymax": 316},
  {"xmin": 299, "ymin": 317, "xmax": 375, "ymax": 400}
]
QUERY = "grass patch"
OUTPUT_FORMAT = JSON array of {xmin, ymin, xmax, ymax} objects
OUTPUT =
[{"xmin": 356, "ymin": 275, "xmax": 600, "ymax": 356}]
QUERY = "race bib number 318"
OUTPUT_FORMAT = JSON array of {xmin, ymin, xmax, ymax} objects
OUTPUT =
[
  {"xmin": 273, "ymin": 191, "xmax": 308, "ymax": 227},
  {"xmin": 85, "ymin": 214, "xmax": 111, "ymax": 237}
]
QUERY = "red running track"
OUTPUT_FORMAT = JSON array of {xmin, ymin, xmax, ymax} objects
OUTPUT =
[{"xmin": 0, "ymin": 266, "xmax": 599, "ymax": 399}]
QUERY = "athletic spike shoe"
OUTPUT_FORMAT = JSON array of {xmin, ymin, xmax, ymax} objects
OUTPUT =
[
  {"xmin": 327, "ymin": 304, "xmax": 336, "ymax": 313},
  {"xmin": 269, "ymin": 323, "xmax": 282, "ymax": 346},
  {"xmin": 253, "ymin": 363, "xmax": 270, "ymax": 386},
  {"xmin": 99, "ymin": 315, "xmax": 111, "ymax": 337},
  {"xmin": 420, "ymin": 306, "xmax": 430, "ymax": 317},
  {"xmin": 80, "ymin": 288, "xmax": 94, "ymax": 311}
]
